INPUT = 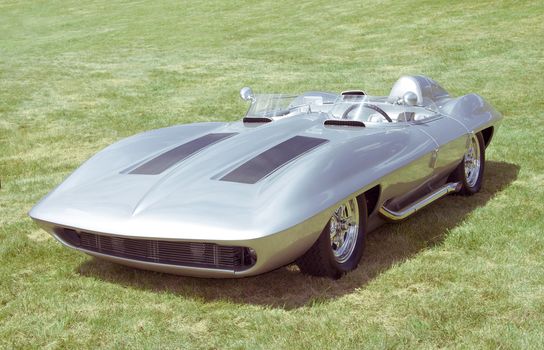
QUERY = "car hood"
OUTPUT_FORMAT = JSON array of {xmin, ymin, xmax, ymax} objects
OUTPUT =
[{"xmin": 29, "ymin": 115, "xmax": 419, "ymax": 240}]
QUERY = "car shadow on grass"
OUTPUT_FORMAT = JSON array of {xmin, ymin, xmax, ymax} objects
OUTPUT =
[{"xmin": 77, "ymin": 160, "xmax": 519, "ymax": 309}]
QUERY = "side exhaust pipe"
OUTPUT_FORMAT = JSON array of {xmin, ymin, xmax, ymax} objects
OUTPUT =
[{"xmin": 379, "ymin": 182, "xmax": 462, "ymax": 221}]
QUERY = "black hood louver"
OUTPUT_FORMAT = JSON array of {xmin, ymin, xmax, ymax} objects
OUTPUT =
[
  {"xmin": 324, "ymin": 119, "xmax": 365, "ymax": 127},
  {"xmin": 242, "ymin": 117, "xmax": 272, "ymax": 124}
]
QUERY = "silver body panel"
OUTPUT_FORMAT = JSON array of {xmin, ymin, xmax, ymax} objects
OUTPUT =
[{"xmin": 29, "ymin": 76, "xmax": 502, "ymax": 277}]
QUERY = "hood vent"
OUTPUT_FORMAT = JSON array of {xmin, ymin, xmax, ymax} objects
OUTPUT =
[
  {"xmin": 324, "ymin": 120, "xmax": 366, "ymax": 127},
  {"xmin": 243, "ymin": 117, "xmax": 272, "ymax": 124}
]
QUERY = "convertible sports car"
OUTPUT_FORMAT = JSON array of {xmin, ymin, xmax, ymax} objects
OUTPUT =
[{"xmin": 29, "ymin": 75, "xmax": 502, "ymax": 278}]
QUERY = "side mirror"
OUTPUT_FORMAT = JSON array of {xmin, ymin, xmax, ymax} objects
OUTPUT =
[
  {"xmin": 240, "ymin": 87, "xmax": 255, "ymax": 102},
  {"xmin": 403, "ymin": 91, "xmax": 418, "ymax": 106}
]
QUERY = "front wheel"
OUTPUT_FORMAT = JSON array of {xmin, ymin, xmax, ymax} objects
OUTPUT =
[
  {"xmin": 296, "ymin": 195, "xmax": 367, "ymax": 279},
  {"xmin": 451, "ymin": 132, "xmax": 485, "ymax": 195}
]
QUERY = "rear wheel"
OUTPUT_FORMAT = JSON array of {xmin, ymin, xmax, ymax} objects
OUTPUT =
[
  {"xmin": 296, "ymin": 195, "xmax": 367, "ymax": 279},
  {"xmin": 451, "ymin": 132, "xmax": 485, "ymax": 195}
]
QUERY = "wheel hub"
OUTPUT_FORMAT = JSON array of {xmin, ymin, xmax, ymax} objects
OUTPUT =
[
  {"xmin": 464, "ymin": 134, "xmax": 481, "ymax": 187},
  {"xmin": 329, "ymin": 199, "xmax": 359, "ymax": 263}
]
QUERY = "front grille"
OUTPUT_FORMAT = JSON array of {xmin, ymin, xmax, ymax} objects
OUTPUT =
[{"xmin": 56, "ymin": 228, "xmax": 255, "ymax": 271}]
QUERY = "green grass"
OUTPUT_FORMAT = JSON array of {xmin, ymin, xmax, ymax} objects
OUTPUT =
[{"xmin": 1, "ymin": 0, "xmax": 543, "ymax": 348}]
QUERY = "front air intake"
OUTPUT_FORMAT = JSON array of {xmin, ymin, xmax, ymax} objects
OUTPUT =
[{"xmin": 56, "ymin": 228, "xmax": 256, "ymax": 271}]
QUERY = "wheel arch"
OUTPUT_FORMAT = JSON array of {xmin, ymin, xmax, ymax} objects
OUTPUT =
[
  {"xmin": 358, "ymin": 184, "xmax": 381, "ymax": 216},
  {"xmin": 480, "ymin": 126, "xmax": 494, "ymax": 148}
]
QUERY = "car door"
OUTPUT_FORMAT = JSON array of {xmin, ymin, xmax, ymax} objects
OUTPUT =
[
  {"xmin": 380, "ymin": 107, "xmax": 468, "ymax": 212},
  {"xmin": 411, "ymin": 114, "xmax": 468, "ymax": 180},
  {"xmin": 376, "ymin": 122, "xmax": 438, "ymax": 213}
]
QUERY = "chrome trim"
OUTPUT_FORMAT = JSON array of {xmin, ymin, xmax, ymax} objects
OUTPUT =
[
  {"xmin": 379, "ymin": 182, "xmax": 461, "ymax": 221},
  {"xmin": 329, "ymin": 198, "xmax": 359, "ymax": 263},
  {"xmin": 429, "ymin": 148, "xmax": 439, "ymax": 168},
  {"xmin": 240, "ymin": 86, "xmax": 255, "ymax": 102},
  {"xmin": 464, "ymin": 134, "xmax": 481, "ymax": 187}
]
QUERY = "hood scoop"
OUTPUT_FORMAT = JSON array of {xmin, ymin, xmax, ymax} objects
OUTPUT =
[
  {"xmin": 243, "ymin": 117, "xmax": 273, "ymax": 124},
  {"xmin": 324, "ymin": 119, "xmax": 366, "ymax": 127}
]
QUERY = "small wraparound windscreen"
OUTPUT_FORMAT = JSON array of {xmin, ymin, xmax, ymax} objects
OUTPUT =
[
  {"xmin": 245, "ymin": 93, "xmax": 337, "ymax": 119},
  {"xmin": 244, "ymin": 92, "xmax": 441, "ymax": 123},
  {"xmin": 328, "ymin": 94, "xmax": 440, "ymax": 123}
]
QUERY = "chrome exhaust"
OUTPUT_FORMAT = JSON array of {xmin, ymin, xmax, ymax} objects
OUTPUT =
[{"xmin": 379, "ymin": 182, "xmax": 462, "ymax": 221}]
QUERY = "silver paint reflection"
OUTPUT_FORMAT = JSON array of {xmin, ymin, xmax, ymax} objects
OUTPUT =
[{"xmin": 29, "ymin": 75, "xmax": 502, "ymax": 277}]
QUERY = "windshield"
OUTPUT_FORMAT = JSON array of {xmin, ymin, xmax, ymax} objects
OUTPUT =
[
  {"xmin": 328, "ymin": 94, "xmax": 440, "ymax": 123},
  {"xmin": 246, "ymin": 92, "xmax": 336, "ymax": 119}
]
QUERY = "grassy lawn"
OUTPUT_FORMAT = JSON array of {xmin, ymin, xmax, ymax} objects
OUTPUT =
[{"xmin": 1, "ymin": 0, "xmax": 543, "ymax": 348}]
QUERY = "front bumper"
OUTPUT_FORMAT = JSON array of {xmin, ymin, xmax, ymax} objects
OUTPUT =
[{"xmin": 32, "ymin": 210, "xmax": 330, "ymax": 278}]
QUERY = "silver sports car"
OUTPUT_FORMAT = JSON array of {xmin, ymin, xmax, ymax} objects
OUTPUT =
[{"xmin": 29, "ymin": 75, "xmax": 502, "ymax": 278}]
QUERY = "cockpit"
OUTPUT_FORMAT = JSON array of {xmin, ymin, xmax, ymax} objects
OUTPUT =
[
  {"xmin": 327, "ymin": 94, "xmax": 440, "ymax": 123},
  {"xmin": 240, "ymin": 75, "xmax": 448, "ymax": 124}
]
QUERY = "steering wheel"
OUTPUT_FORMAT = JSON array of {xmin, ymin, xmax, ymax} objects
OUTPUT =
[{"xmin": 341, "ymin": 103, "xmax": 392, "ymax": 122}]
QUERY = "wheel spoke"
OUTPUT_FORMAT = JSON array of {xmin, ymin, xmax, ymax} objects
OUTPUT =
[
  {"xmin": 345, "ymin": 204, "xmax": 351, "ymax": 219},
  {"xmin": 464, "ymin": 134, "xmax": 481, "ymax": 187},
  {"xmin": 334, "ymin": 206, "xmax": 344, "ymax": 221},
  {"xmin": 329, "ymin": 198, "xmax": 360, "ymax": 264}
]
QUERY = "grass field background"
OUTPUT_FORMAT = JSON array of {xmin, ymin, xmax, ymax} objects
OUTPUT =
[{"xmin": 1, "ymin": 0, "xmax": 543, "ymax": 348}]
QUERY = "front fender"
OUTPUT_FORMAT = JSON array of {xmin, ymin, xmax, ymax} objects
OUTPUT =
[{"xmin": 254, "ymin": 126, "xmax": 435, "ymax": 234}]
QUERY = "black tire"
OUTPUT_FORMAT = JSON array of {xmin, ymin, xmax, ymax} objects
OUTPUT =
[
  {"xmin": 296, "ymin": 195, "xmax": 367, "ymax": 279},
  {"xmin": 450, "ymin": 132, "xmax": 485, "ymax": 196}
]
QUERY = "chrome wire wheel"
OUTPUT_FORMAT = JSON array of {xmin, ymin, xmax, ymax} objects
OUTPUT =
[
  {"xmin": 296, "ymin": 195, "xmax": 366, "ymax": 278},
  {"xmin": 329, "ymin": 198, "xmax": 360, "ymax": 264},
  {"xmin": 464, "ymin": 134, "xmax": 481, "ymax": 188}
]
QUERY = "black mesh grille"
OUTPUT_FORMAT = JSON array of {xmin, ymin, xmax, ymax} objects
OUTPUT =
[{"xmin": 56, "ymin": 228, "xmax": 254, "ymax": 271}]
